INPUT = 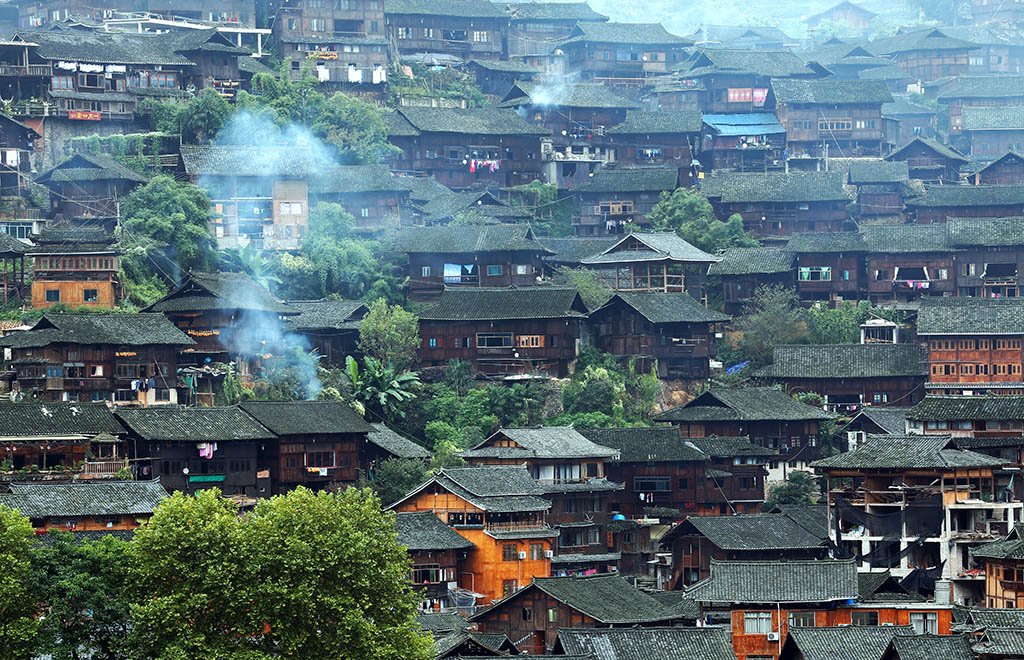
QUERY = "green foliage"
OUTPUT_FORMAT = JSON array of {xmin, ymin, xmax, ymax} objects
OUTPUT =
[
  {"xmin": 389, "ymin": 63, "xmax": 487, "ymax": 108},
  {"xmin": 370, "ymin": 457, "xmax": 431, "ymax": 505},
  {"xmin": 765, "ymin": 470, "xmax": 819, "ymax": 509},
  {"xmin": 648, "ymin": 187, "xmax": 758, "ymax": 253},
  {"xmin": 312, "ymin": 92, "xmax": 401, "ymax": 164},
  {"xmin": 735, "ymin": 285, "xmax": 808, "ymax": 367},
  {"xmin": 357, "ymin": 298, "xmax": 420, "ymax": 373},
  {"xmin": 557, "ymin": 349, "xmax": 660, "ymax": 426},
  {"xmin": 556, "ymin": 267, "xmax": 613, "ymax": 311},
  {"xmin": 0, "ymin": 505, "xmax": 37, "ymax": 659},
  {"xmin": 442, "ymin": 359, "xmax": 474, "ymax": 396},
  {"xmin": 181, "ymin": 89, "xmax": 233, "ymax": 144},
  {"xmin": 220, "ymin": 363, "xmax": 244, "ymax": 406},
  {"xmin": 220, "ymin": 243, "xmax": 281, "ymax": 290},
  {"xmin": 346, "ymin": 355, "xmax": 420, "ymax": 421},
  {"xmin": 236, "ymin": 62, "xmax": 326, "ymax": 127},
  {"xmin": 807, "ymin": 300, "xmax": 873, "ymax": 345},
  {"xmin": 505, "ymin": 181, "xmax": 575, "ymax": 237}
]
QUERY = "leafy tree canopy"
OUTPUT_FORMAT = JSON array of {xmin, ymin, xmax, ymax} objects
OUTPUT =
[
  {"xmin": 765, "ymin": 470, "xmax": 818, "ymax": 509},
  {"xmin": 735, "ymin": 285, "xmax": 809, "ymax": 367},
  {"xmin": 648, "ymin": 187, "xmax": 758, "ymax": 253},
  {"xmin": 0, "ymin": 505, "xmax": 37, "ymax": 659},
  {"xmin": 357, "ymin": 298, "xmax": 420, "ymax": 373}
]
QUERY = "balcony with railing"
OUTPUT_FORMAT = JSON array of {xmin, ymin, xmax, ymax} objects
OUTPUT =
[
  {"xmin": 83, "ymin": 460, "xmax": 128, "ymax": 479},
  {"xmin": 0, "ymin": 64, "xmax": 51, "ymax": 76}
]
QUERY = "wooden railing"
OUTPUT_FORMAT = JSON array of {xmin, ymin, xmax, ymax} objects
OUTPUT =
[
  {"xmin": 83, "ymin": 460, "xmax": 127, "ymax": 477},
  {"xmin": 0, "ymin": 64, "xmax": 52, "ymax": 76}
]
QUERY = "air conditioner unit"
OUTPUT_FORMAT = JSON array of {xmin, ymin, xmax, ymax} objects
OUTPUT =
[
  {"xmin": 766, "ymin": 632, "xmax": 780, "ymax": 641},
  {"xmin": 518, "ymin": 551, "xmax": 528, "ymax": 560},
  {"xmin": 881, "ymin": 622, "xmax": 895, "ymax": 626},
  {"xmin": 544, "ymin": 550, "xmax": 554, "ymax": 558}
]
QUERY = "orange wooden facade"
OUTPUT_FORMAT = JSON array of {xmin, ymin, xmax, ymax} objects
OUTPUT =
[
  {"xmin": 472, "ymin": 587, "xmax": 598, "ymax": 654},
  {"xmin": 926, "ymin": 336, "xmax": 1024, "ymax": 392},
  {"xmin": 984, "ymin": 558, "xmax": 1024, "ymax": 608},
  {"xmin": 30, "ymin": 512, "xmax": 151, "ymax": 533}
]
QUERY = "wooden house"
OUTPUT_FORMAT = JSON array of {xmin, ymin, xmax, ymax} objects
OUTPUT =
[
  {"xmin": 573, "ymin": 168, "xmax": 680, "ymax": 235},
  {"xmin": 580, "ymin": 232, "xmax": 719, "ymax": 298},
  {"xmin": 432, "ymin": 629, "xmax": 517, "ymax": 659},
  {"xmin": 460, "ymin": 426, "xmax": 622, "ymax": 576},
  {"xmin": 394, "ymin": 510, "xmax": 475, "ymax": 612},
  {"xmin": 468, "ymin": 573, "xmax": 679, "ymax": 654},
  {"xmin": 699, "ymin": 171, "xmax": 851, "ymax": 238},
  {"xmin": 0, "ymin": 312, "xmax": 192, "ymax": 405},
  {"xmin": 905, "ymin": 185, "xmax": 1024, "ymax": 224},
  {"xmin": 677, "ymin": 48, "xmax": 823, "ymax": 114},
  {"xmin": 556, "ymin": 22, "xmax": 692, "ymax": 90},
  {"xmin": 654, "ymin": 387, "xmax": 832, "ymax": 483},
  {"xmin": 28, "ymin": 226, "xmax": 119, "ymax": 309},
  {"xmin": 755, "ymin": 343, "xmax": 928, "ymax": 412},
  {"xmin": 883, "ymin": 96, "xmax": 938, "ymax": 151},
  {"xmin": 180, "ymin": 145, "xmax": 312, "ymax": 251},
  {"xmin": 283, "ymin": 299, "xmax": 366, "ymax": 367},
  {"xmin": 389, "ymin": 466, "xmax": 557, "ymax": 606},
  {"xmin": 882, "ymin": 635, "xmax": 975, "ymax": 660},
  {"xmin": 389, "ymin": 224, "xmax": 552, "ymax": 302},
  {"xmin": 804, "ymin": 1, "xmax": 877, "ymax": 36},
  {"xmin": 942, "ymin": 26, "xmax": 1024, "ymax": 76},
  {"xmin": 310, "ymin": 165, "xmax": 411, "ymax": 230},
  {"xmin": 274, "ymin": 0, "xmax": 388, "ymax": 88},
  {"xmin": 686, "ymin": 436, "xmax": 777, "ymax": 515},
  {"xmin": 239, "ymin": 400, "xmax": 372, "ymax": 494},
  {"xmin": 936, "ymin": 75, "xmax": 1024, "ymax": 139},
  {"xmin": 972, "ymin": 524, "xmax": 1024, "ymax": 609},
  {"xmin": 0, "ymin": 480, "xmax": 167, "ymax": 533},
  {"xmin": 604, "ymin": 111, "xmax": 701, "ymax": 178},
  {"xmin": 384, "ymin": 0, "xmax": 506, "ymax": 61},
  {"xmin": 536, "ymin": 236, "xmax": 617, "ymax": 276},
  {"xmin": 848, "ymin": 160, "xmax": 909, "ymax": 219},
  {"xmin": 708, "ymin": 246, "xmax": 795, "ymax": 315},
  {"xmin": 0, "ymin": 402, "xmax": 128, "ymax": 476},
  {"xmin": 464, "ymin": 59, "xmax": 539, "ymax": 97},
  {"xmin": 699, "ymin": 113, "xmax": 787, "ymax": 172},
  {"xmin": 905, "ymin": 396, "xmax": 1024, "ymax": 469},
  {"xmin": 0, "ymin": 114, "xmax": 37, "ymax": 205},
  {"xmin": 780, "ymin": 626, "xmax": 919, "ymax": 660},
  {"xmin": 499, "ymin": 81, "xmax": 638, "ymax": 189},
  {"xmin": 886, "ymin": 137, "xmax": 968, "ymax": 183},
  {"xmin": 814, "ymin": 433, "xmax": 1016, "ymax": 605},
  {"xmin": 841, "ymin": 406, "xmax": 910, "ymax": 449},
  {"xmin": 384, "ymin": 106, "xmax": 547, "ymax": 189},
  {"xmin": 116, "ymin": 406, "xmax": 273, "ymax": 499},
  {"xmin": 144, "ymin": 271, "xmax": 298, "ymax": 372},
  {"xmin": 865, "ymin": 27, "xmax": 976, "ymax": 83},
  {"xmin": 660, "ymin": 510, "xmax": 828, "ymax": 588},
  {"xmin": 363, "ymin": 423, "xmax": 431, "ymax": 476},
  {"xmin": 948, "ymin": 216, "xmax": 1024, "ymax": 299},
  {"xmin": 504, "ymin": 2, "xmax": 608, "ymax": 61},
  {"xmin": 785, "ymin": 232, "xmax": 867, "ymax": 305},
  {"xmin": 861, "ymin": 224, "xmax": 954, "ymax": 303},
  {"xmin": 35, "ymin": 154, "xmax": 148, "ymax": 225},
  {"xmin": 588, "ymin": 291, "xmax": 729, "ymax": 379},
  {"xmin": 686, "ymin": 25, "xmax": 795, "ymax": 51},
  {"xmin": 18, "ymin": 0, "xmax": 256, "ymax": 28},
  {"xmin": 962, "ymin": 106, "xmax": 1024, "ymax": 159},
  {"xmin": 969, "ymin": 0, "xmax": 1024, "ymax": 27},
  {"xmin": 918, "ymin": 297, "xmax": 1024, "ymax": 395},
  {"xmin": 770, "ymin": 78, "xmax": 892, "ymax": 160},
  {"xmin": 800, "ymin": 42, "xmax": 891, "ymax": 79},
  {"xmin": 417, "ymin": 286, "xmax": 586, "ymax": 378},
  {"xmin": 412, "ymin": 189, "xmax": 531, "ymax": 226},
  {"xmin": 973, "ymin": 152, "xmax": 1024, "ymax": 185}
]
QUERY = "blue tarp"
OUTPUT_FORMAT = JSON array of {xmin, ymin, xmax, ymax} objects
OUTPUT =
[{"xmin": 702, "ymin": 113, "xmax": 785, "ymax": 136}]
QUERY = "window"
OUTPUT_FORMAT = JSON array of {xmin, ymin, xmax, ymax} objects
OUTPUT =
[
  {"xmin": 428, "ymin": 338, "xmax": 437, "ymax": 348},
  {"xmin": 910, "ymin": 612, "xmax": 937, "ymax": 635},
  {"xmin": 155, "ymin": 389, "xmax": 171, "ymax": 402},
  {"xmin": 360, "ymin": 208, "xmax": 369, "ymax": 218},
  {"xmin": 45, "ymin": 289, "xmax": 60, "ymax": 302},
  {"xmin": 83, "ymin": 289, "xmax": 98, "ymax": 302},
  {"xmin": 818, "ymin": 119, "xmax": 852, "ymax": 131},
  {"xmin": 309, "ymin": 18, "xmax": 326, "ymax": 31},
  {"xmin": 516, "ymin": 335, "xmax": 544, "ymax": 348},
  {"xmin": 548, "ymin": 607, "xmax": 558, "ymax": 623},
  {"xmin": 852, "ymin": 610, "xmax": 879, "ymax": 626},
  {"xmin": 739, "ymin": 476, "xmax": 756, "ymax": 490},
  {"xmin": 516, "ymin": 264, "xmax": 530, "ymax": 276},
  {"xmin": 279, "ymin": 202, "xmax": 303, "ymax": 215},
  {"xmin": 503, "ymin": 579, "xmax": 517, "ymax": 596},
  {"xmin": 962, "ymin": 263, "xmax": 977, "ymax": 276},
  {"xmin": 634, "ymin": 477, "xmax": 671, "ymax": 492},
  {"xmin": 472, "ymin": 31, "xmax": 489, "ymax": 42},
  {"xmin": 678, "ymin": 477, "xmax": 689, "ymax": 489},
  {"xmin": 522, "ymin": 607, "xmax": 532, "ymax": 621},
  {"xmin": 284, "ymin": 454, "xmax": 301, "ymax": 469},
  {"xmin": 875, "ymin": 269, "xmax": 889, "ymax": 281},
  {"xmin": 51, "ymin": 75, "xmax": 73, "ymax": 89},
  {"xmin": 477, "ymin": 333, "xmax": 512, "ymax": 348},
  {"xmin": 421, "ymin": 266, "xmax": 431, "ymax": 277},
  {"xmin": 530, "ymin": 543, "xmax": 543, "ymax": 560},
  {"xmin": 397, "ymin": 26, "xmax": 412, "ymax": 39},
  {"xmin": 873, "ymin": 393, "xmax": 888, "ymax": 403},
  {"xmin": 486, "ymin": 265, "xmax": 503, "ymax": 276},
  {"xmin": 937, "ymin": 269, "xmax": 948, "ymax": 280},
  {"xmin": 89, "ymin": 365, "xmax": 103, "ymax": 377},
  {"xmin": 306, "ymin": 451, "xmax": 336, "ymax": 468},
  {"xmin": 789, "ymin": 611, "xmax": 815, "ymax": 627},
  {"xmin": 448, "ymin": 512, "xmax": 465, "ymax": 525},
  {"xmin": 424, "ymin": 27, "xmax": 434, "ymax": 38},
  {"xmin": 502, "ymin": 544, "xmax": 517, "ymax": 561},
  {"xmin": 799, "ymin": 266, "xmax": 831, "ymax": 281},
  {"xmin": 744, "ymin": 612, "xmax": 772, "ymax": 635}
]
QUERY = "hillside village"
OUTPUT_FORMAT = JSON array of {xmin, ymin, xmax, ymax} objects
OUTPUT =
[{"xmin": 6, "ymin": 0, "xmax": 1024, "ymax": 659}]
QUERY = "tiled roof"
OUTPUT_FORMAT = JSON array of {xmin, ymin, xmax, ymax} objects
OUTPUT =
[
  {"xmin": 689, "ymin": 24, "xmax": 794, "ymax": 46},
  {"xmin": 771, "ymin": 78, "xmax": 893, "ymax": 105},
  {"xmin": 466, "ymin": 58, "xmax": 540, "ymax": 73},
  {"xmin": 577, "ymin": 427, "xmax": 707, "ymax": 462},
  {"xmin": 599, "ymin": 292, "xmax": 730, "ymax": 324},
  {"xmin": 941, "ymin": 26, "xmax": 1024, "ymax": 47},
  {"xmin": 507, "ymin": 2, "xmax": 607, "ymax": 21},
  {"xmin": 885, "ymin": 635, "xmax": 974, "ymax": 660},
  {"xmin": 700, "ymin": 171, "xmax": 850, "ymax": 203},
  {"xmin": 432, "ymin": 466, "xmax": 550, "ymax": 512},
  {"xmin": 786, "ymin": 231, "xmax": 866, "ymax": 253},
  {"xmin": 971, "ymin": 523, "xmax": 1024, "ymax": 560},
  {"xmin": 115, "ymin": 407, "xmax": 275, "ymax": 442},
  {"xmin": 36, "ymin": 153, "xmax": 149, "ymax": 184},
  {"xmin": 784, "ymin": 626, "xmax": 914, "ymax": 660},
  {"xmin": 510, "ymin": 574, "xmax": 679, "ymax": 623},
  {"xmin": 418, "ymin": 287, "xmax": 586, "ymax": 321},
  {"xmin": 883, "ymin": 96, "xmax": 937, "ymax": 117},
  {"xmin": 35, "ymin": 529, "xmax": 135, "ymax": 545},
  {"xmin": 701, "ymin": 112, "xmax": 786, "ymax": 136},
  {"xmin": 646, "ymin": 591, "xmax": 701, "ymax": 620},
  {"xmin": 15, "ymin": 29, "xmax": 195, "ymax": 65},
  {"xmin": 964, "ymin": 607, "xmax": 1024, "ymax": 628},
  {"xmin": 576, "ymin": 167, "xmax": 679, "ymax": 193},
  {"xmin": 582, "ymin": 232, "xmax": 719, "ymax": 265},
  {"xmin": 962, "ymin": 105, "xmax": 1024, "ymax": 131},
  {"xmin": 382, "ymin": 0, "xmax": 507, "ymax": 17},
  {"xmin": 393, "ymin": 511, "xmax": 475, "ymax": 551},
  {"xmin": 860, "ymin": 224, "xmax": 950, "ymax": 253},
  {"xmin": 433, "ymin": 630, "xmax": 514, "ymax": 658},
  {"xmin": 775, "ymin": 503, "xmax": 829, "ymax": 539},
  {"xmin": 4, "ymin": 480, "xmax": 167, "ymax": 518},
  {"xmin": 238, "ymin": 400, "xmax": 371, "ymax": 436},
  {"xmin": 502, "ymin": 81, "xmax": 639, "ymax": 109},
  {"xmin": 684, "ymin": 48, "xmax": 817, "ymax": 77},
  {"xmin": 146, "ymin": 272, "xmax": 296, "ymax": 315},
  {"xmin": 395, "ymin": 106, "xmax": 548, "ymax": 136},
  {"xmin": 887, "ymin": 137, "xmax": 969, "ymax": 164},
  {"xmin": 806, "ymin": 1, "xmax": 877, "ymax": 21},
  {"xmin": 606, "ymin": 110, "xmax": 702, "ymax": 134},
  {"xmin": 848, "ymin": 160, "xmax": 909, "ymax": 184},
  {"xmin": 0, "ymin": 402, "xmax": 123, "ymax": 438},
  {"xmin": 847, "ymin": 406, "xmax": 911, "ymax": 434},
  {"xmin": 949, "ymin": 216, "xmax": 1024, "ymax": 247},
  {"xmin": 382, "ymin": 111, "xmax": 420, "ymax": 137},
  {"xmin": 811, "ymin": 434, "xmax": 1005, "ymax": 469},
  {"xmin": 564, "ymin": 21, "xmax": 691, "ymax": 46},
  {"xmin": 906, "ymin": 184, "xmax": 1024, "ymax": 208},
  {"xmin": 858, "ymin": 63, "xmax": 913, "ymax": 81},
  {"xmin": 937, "ymin": 74, "xmax": 1024, "ymax": 100},
  {"xmin": 917, "ymin": 296, "xmax": 1024, "ymax": 335},
  {"xmin": 284, "ymin": 299, "xmax": 366, "ymax": 332},
  {"xmin": 708, "ymin": 246, "xmax": 794, "ymax": 275},
  {"xmin": 180, "ymin": 145, "xmax": 313, "ymax": 177},
  {"xmin": 538, "ymin": 236, "xmax": 618, "ymax": 264},
  {"xmin": 857, "ymin": 571, "xmax": 924, "ymax": 602},
  {"xmin": 557, "ymin": 627, "xmax": 736, "ymax": 660},
  {"xmin": 685, "ymin": 435, "xmax": 779, "ymax": 457},
  {"xmin": 417, "ymin": 190, "xmax": 529, "ymax": 225},
  {"xmin": 311, "ymin": 164, "xmax": 408, "ymax": 194},
  {"xmin": 677, "ymin": 513, "xmax": 825, "ymax": 550},
  {"xmin": 866, "ymin": 28, "xmax": 977, "ymax": 56},
  {"xmin": 974, "ymin": 627, "xmax": 1024, "ymax": 657},
  {"xmin": 390, "ymin": 224, "xmax": 550, "ymax": 254},
  {"xmin": 759, "ymin": 343, "xmax": 928, "ymax": 379},
  {"xmin": 465, "ymin": 427, "xmax": 617, "ymax": 460},
  {"xmin": 0, "ymin": 313, "xmax": 194, "ymax": 349},
  {"xmin": 687, "ymin": 558, "xmax": 859, "ymax": 604},
  {"xmin": 655, "ymin": 387, "xmax": 832, "ymax": 423},
  {"xmin": 908, "ymin": 395, "xmax": 1024, "ymax": 421},
  {"xmin": 415, "ymin": 612, "xmax": 467, "ymax": 634},
  {"xmin": 367, "ymin": 423, "xmax": 431, "ymax": 459}
]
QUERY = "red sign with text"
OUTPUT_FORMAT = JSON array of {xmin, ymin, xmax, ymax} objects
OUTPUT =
[{"xmin": 68, "ymin": 110, "xmax": 101, "ymax": 121}]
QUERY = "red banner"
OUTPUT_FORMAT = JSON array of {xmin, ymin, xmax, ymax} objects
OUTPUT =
[{"xmin": 68, "ymin": 110, "xmax": 101, "ymax": 121}]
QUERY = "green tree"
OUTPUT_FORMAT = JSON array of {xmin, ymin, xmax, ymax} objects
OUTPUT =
[
  {"xmin": 32, "ymin": 533, "xmax": 132, "ymax": 660},
  {"xmin": 220, "ymin": 242, "xmax": 282, "ymax": 290},
  {"xmin": 736, "ymin": 285, "xmax": 808, "ymax": 367},
  {"xmin": 442, "ymin": 359, "xmax": 474, "ymax": 397},
  {"xmin": 236, "ymin": 63, "xmax": 326, "ymax": 127},
  {"xmin": 181, "ymin": 89, "xmax": 233, "ymax": 144},
  {"xmin": 346, "ymin": 355, "xmax": 420, "ymax": 421},
  {"xmin": 556, "ymin": 267, "xmax": 613, "ymax": 310},
  {"xmin": 807, "ymin": 300, "xmax": 873, "ymax": 344},
  {"xmin": 765, "ymin": 470, "xmax": 818, "ymax": 508},
  {"xmin": 648, "ymin": 187, "xmax": 758, "ymax": 253},
  {"xmin": 312, "ymin": 92, "xmax": 400, "ymax": 165},
  {"xmin": 0, "ymin": 505, "xmax": 37, "ymax": 660},
  {"xmin": 370, "ymin": 457, "xmax": 430, "ymax": 505},
  {"xmin": 357, "ymin": 298, "xmax": 420, "ymax": 372}
]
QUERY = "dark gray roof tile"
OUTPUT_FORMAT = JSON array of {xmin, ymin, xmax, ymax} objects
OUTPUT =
[
  {"xmin": 367, "ymin": 423, "xmax": 431, "ymax": 459},
  {"xmin": 701, "ymin": 171, "xmax": 850, "ymax": 203},
  {"xmin": 760, "ymin": 343, "xmax": 928, "ymax": 379},
  {"xmin": 655, "ymin": 387, "xmax": 832, "ymax": 422},
  {"xmin": 785, "ymin": 625, "xmax": 915, "ymax": 660},
  {"xmin": 688, "ymin": 558, "xmax": 859, "ymax": 603},
  {"xmin": 418, "ymin": 287, "xmax": 586, "ymax": 321},
  {"xmin": 908, "ymin": 395, "xmax": 1024, "ymax": 421},
  {"xmin": 4, "ymin": 480, "xmax": 167, "ymax": 518},
  {"xmin": 708, "ymin": 246, "xmax": 794, "ymax": 275},
  {"xmin": 239, "ymin": 400, "xmax": 371, "ymax": 435},
  {"xmin": 558, "ymin": 627, "xmax": 736, "ymax": 660},
  {"xmin": 599, "ymin": 292, "xmax": 730, "ymax": 324},
  {"xmin": 771, "ymin": 78, "xmax": 893, "ymax": 104},
  {"xmin": 116, "ymin": 407, "xmax": 275, "ymax": 442},
  {"xmin": 394, "ymin": 511, "xmax": 475, "ymax": 551},
  {"xmin": 578, "ymin": 427, "xmax": 707, "ymax": 462},
  {"xmin": 812, "ymin": 434, "xmax": 1005, "ymax": 469},
  {"xmin": 917, "ymin": 296, "xmax": 1024, "ymax": 335}
]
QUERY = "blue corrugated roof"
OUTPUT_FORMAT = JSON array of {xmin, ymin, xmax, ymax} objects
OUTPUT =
[{"xmin": 702, "ymin": 113, "xmax": 785, "ymax": 136}]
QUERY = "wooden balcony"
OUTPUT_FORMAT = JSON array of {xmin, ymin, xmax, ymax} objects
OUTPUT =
[
  {"xmin": 83, "ymin": 460, "xmax": 127, "ymax": 478},
  {"xmin": 0, "ymin": 64, "xmax": 51, "ymax": 76}
]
